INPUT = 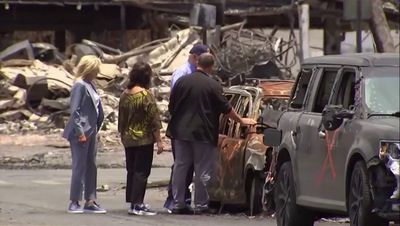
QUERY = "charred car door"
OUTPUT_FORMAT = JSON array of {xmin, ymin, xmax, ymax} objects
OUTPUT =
[{"xmin": 209, "ymin": 88, "xmax": 253, "ymax": 204}]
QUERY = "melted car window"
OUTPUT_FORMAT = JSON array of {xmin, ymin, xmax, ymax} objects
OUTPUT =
[
  {"xmin": 219, "ymin": 94, "xmax": 236, "ymax": 135},
  {"xmin": 290, "ymin": 68, "xmax": 312, "ymax": 109}
]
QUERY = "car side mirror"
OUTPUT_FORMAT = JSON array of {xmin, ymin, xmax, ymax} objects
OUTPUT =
[
  {"xmin": 322, "ymin": 105, "xmax": 355, "ymax": 131},
  {"xmin": 336, "ymin": 110, "xmax": 355, "ymax": 119},
  {"xmin": 263, "ymin": 128, "xmax": 282, "ymax": 146}
]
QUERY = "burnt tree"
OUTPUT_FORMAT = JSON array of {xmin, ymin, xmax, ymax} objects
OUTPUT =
[{"xmin": 369, "ymin": 0, "xmax": 396, "ymax": 52}]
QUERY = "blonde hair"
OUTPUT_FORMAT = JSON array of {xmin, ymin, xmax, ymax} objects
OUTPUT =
[{"xmin": 75, "ymin": 55, "xmax": 101, "ymax": 80}]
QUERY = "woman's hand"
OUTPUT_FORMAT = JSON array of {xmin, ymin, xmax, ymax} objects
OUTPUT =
[
  {"xmin": 78, "ymin": 134, "xmax": 87, "ymax": 143},
  {"xmin": 156, "ymin": 140, "xmax": 165, "ymax": 155}
]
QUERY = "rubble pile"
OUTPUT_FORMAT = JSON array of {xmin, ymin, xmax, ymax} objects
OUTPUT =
[
  {"xmin": 0, "ymin": 59, "xmax": 127, "ymax": 139},
  {"xmin": 213, "ymin": 27, "xmax": 297, "ymax": 86},
  {"xmin": 0, "ymin": 28, "xmax": 202, "ymax": 146},
  {"xmin": 0, "ymin": 24, "xmax": 299, "ymax": 148}
]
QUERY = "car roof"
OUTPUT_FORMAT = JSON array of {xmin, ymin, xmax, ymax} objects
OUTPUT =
[{"xmin": 303, "ymin": 53, "xmax": 399, "ymax": 67}]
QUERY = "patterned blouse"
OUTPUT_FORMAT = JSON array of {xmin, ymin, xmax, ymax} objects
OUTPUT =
[{"xmin": 118, "ymin": 90, "xmax": 162, "ymax": 147}]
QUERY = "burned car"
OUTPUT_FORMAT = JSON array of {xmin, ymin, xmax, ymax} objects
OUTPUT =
[
  {"xmin": 207, "ymin": 79, "xmax": 293, "ymax": 216},
  {"xmin": 263, "ymin": 53, "xmax": 400, "ymax": 226}
]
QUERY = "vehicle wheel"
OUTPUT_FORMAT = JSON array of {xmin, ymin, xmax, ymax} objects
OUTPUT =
[
  {"xmin": 247, "ymin": 174, "xmax": 263, "ymax": 216},
  {"xmin": 274, "ymin": 162, "xmax": 314, "ymax": 226},
  {"xmin": 348, "ymin": 161, "xmax": 388, "ymax": 226}
]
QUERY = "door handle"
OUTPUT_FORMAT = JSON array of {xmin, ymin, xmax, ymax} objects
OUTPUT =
[
  {"xmin": 290, "ymin": 130, "xmax": 297, "ymax": 150},
  {"xmin": 291, "ymin": 126, "xmax": 300, "ymax": 137},
  {"xmin": 318, "ymin": 130, "xmax": 326, "ymax": 139}
]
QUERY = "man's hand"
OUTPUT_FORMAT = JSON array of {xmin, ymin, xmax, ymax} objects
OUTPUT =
[
  {"xmin": 227, "ymin": 109, "xmax": 257, "ymax": 126},
  {"xmin": 78, "ymin": 134, "xmax": 87, "ymax": 143},
  {"xmin": 156, "ymin": 141, "xmax": 165, "ymax": 155},
  {"xmin": 240, "ymin": 118, "xmax": 257, "ymax": 126}
]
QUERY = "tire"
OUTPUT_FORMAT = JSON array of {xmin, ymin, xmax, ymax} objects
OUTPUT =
[
  {"xmin": 274, "ymin": 162, "xmax": 314, "ymax": 226},
  {"xmin": 247, "ymin": 174, "xmax": 263, "ymax": 216},
  {"xmin": 348, "ymin": 161, "xmax": 389, "ymax": 226}
]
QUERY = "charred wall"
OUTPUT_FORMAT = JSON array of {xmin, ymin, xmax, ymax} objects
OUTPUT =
[{"xmin": 0, "ymin": 4, "xmax": 147, "ymax": 51}]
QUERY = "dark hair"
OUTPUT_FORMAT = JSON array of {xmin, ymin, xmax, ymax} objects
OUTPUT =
[
  {"xmin": 127, "ymin": 62, "xmax": 153, "ymax": 89},
  {"xmin": 197, "ymin": 53, "xmax": 214, "ymax": 69}
]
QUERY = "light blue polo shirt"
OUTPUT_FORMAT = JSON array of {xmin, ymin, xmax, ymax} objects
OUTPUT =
[{"xmin": 170, "ymin": 61, "xmax": 196, "ymax": 89}]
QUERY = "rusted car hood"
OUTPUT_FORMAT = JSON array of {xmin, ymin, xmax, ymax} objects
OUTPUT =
[{"xmin": 258, "ymin": 80, "xmax": 294, "ymax": 98}]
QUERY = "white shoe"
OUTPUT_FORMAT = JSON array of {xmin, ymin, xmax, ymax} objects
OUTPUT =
[{"xmin": 129, "ymin": 204, "xmax": 157, "ymax": 216}]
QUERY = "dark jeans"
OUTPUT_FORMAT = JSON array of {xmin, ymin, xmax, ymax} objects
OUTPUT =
[
  {"xmin": 164, "ymin": 139, "xmax": 193, "ymax": 209},
  {"xmin": 125, "ymin": 144, "xmax": 154, "ymax": 205}
]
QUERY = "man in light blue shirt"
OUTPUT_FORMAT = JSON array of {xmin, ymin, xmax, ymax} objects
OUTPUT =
[
  {"xmin": 165, "ymin": 43, "xmax": 209, "ymax": 212},
  {"xmin": 170, "ymin": 44, "xmax": 209, "ymax": 88}
]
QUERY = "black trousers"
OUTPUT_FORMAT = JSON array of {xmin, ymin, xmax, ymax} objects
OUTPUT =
[{"xmin": 125, "ymin": 144, "xmax": 154, "ymax": 205}]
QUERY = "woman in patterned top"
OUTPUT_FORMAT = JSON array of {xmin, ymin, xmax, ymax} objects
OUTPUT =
[{"xmin": 118, "ymin": 62, "xmax": 164, "ymax": 216}]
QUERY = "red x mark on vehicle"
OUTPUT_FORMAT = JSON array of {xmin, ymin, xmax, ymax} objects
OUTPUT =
[{"xmin": 316, "ymin": 129, "xmax": 339, "ymax": 186}]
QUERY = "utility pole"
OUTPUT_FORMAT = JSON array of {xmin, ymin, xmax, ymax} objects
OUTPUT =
[
  {"xmin": 356, "ymin": 0, "xmax": 362, "ymax": 52},
  {"xmin": 298, "ymin": 3, "xmax": 310, "ymax": 62},
  {"xmin": 120, "ymin": 3, "xmax": 127, "ymax": 52},
  {"xmin": 190, "ymin": 3, "xmax": 216, "ymax": 45}
]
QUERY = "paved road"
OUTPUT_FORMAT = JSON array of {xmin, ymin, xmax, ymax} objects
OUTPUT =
[{"xmin": 0, "ymin": 169, "xmax": 347, "ymax": 226}]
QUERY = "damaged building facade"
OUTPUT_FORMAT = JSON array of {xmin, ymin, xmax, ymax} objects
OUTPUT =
[{"xmin": 0, "ymin": 0, "xmax": 399, "ymax": 154}]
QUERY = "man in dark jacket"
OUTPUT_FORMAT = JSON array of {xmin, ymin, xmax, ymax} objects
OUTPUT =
[
  {"xmin": 164, "ymin": 44, "xmax": 210, "ymax": 212},
  {"xmin": 167, "ymin": 53, "xmax": 256, "ymax": 214}
]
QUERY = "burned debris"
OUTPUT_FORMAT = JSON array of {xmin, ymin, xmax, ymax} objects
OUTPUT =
[{"xmin": 0, "ymin": 23, "xmax": 298, "ymax": 141}]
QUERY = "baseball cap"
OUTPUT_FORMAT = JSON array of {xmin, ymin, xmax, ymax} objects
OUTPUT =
[{"xmin": 189, "ymin": 44, "xmax": 209, "ymax": 55}]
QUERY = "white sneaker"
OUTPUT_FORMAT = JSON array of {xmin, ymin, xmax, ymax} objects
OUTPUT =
[{"xmin": 129, "ymin": 204, "xmax": 157, "ymax": 216}]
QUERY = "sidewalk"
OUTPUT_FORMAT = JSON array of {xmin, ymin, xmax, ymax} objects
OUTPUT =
[
  {"xmin": 0, "ymin": 134, "xmax": 174, "ymax": 169},
  {"xmin": 0, "ymin": 167, "xmax": 171, "ymax": 191},
  {"xmin": 95, "ymin": 168, "xmax": 171, "ymax": 188}
]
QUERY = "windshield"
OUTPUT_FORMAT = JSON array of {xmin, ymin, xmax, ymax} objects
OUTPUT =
[{"xmin": 364, "ymin": 68, "xmax": 399, "ymax": 114}]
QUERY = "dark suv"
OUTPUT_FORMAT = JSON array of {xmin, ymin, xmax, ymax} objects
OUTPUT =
[{"xmin": 263, "ymin": 53, "xmax": 400, "ymax": 226}]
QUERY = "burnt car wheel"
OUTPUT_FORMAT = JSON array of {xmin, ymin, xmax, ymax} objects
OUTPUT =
[
  {"xmin": 348, "ymin": 161, "xmax": 389, "ymax": 226},
  {"xmin": 274, "ymin": 162, "xmax": 314, "ymax": 226},
  {"xmin": 247, "ymin": 174, "xmax": 263, "ymax": 216}
]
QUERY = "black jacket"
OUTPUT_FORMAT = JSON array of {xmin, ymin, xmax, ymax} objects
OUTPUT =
[{"xmin": 167, "ymin": 71, "xmax": 232, "ymax": 145}]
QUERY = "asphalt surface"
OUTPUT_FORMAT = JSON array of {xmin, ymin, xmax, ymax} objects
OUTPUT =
[{"xmin": 0, "ymin": 168, "xmax": 352, "ymax": 226}]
